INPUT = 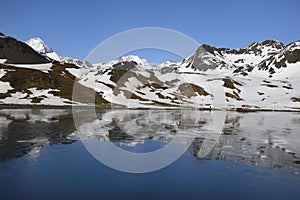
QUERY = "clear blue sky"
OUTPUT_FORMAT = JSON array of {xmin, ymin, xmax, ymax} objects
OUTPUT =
[{"xmin": 1, "ymin": 0, "xmax": 299, "ymax": 63}]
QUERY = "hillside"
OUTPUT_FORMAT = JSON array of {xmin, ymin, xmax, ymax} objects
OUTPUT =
[{"xmin": 0, "ymin": 33, "xmax": 299, "ymax": 110}]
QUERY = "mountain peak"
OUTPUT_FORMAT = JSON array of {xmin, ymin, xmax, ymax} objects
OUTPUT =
[
  {"xmin": 0, "ymin": 35, "xmax": 49, "ymax": 64},
  {"xmin": 250, "ymin": 39, "xmax": 285, "ymax": 50},
  {"xmin": 119, "ymin": 55, "xmax": 148, "ymax": 66},
  {"xmin": 261, "ymin": 39, "xmax": 283, "ymax": 45},
  {"xmin": 286, "ymin": 41, "xmax": 300, "ymax": 49},
  {"xmin": 26, "ymin": 37, "xmax": 62, "ymax": 61},
  {"xmin": 26, "ymin": 37, "xmax": 53, "ymax": 54},
  {"xmin": 26, "ymin": 37, "xmax": 86, "ymax": 67},
  {"xmin": 200, "ymin": 44, "xmax": 217, "ymax": 55}
]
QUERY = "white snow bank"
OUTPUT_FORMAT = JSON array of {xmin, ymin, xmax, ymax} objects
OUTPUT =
[
  {"xmin": 0, "ymin": 69, "xmax": 13, "ymax": 93},
  {"xmin": 0, "ymin": 59, "xmax": 7, "ymax": 64},
  {"xmin": 6, "ymin": 63, "xmax": 53, "ymax": 73}
]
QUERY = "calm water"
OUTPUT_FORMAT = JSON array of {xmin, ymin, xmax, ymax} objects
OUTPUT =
[{"xmin": 0, "ymin": 108, "xmax": 300, "ymax": 200}]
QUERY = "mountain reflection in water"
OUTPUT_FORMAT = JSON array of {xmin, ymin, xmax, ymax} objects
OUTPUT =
[{"xmin": 0, "ymin": 108, "xmax": 300, "ymax": 173}]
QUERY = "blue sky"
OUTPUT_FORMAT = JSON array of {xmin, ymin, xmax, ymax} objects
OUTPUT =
[{"xmin": 1, "ymin": 0, "xmax": 299, "ymax": 63}]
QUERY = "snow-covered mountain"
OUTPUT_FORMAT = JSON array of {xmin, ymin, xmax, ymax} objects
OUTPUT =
[
  {"xmin": 75, "ymin": 40, "xmax": 300, "ymax": 110},
  {"xmin": 26, "ymin": 38, "xmax": 62, "ymax": 61},
  {"xmin": 0, "ymin": 33, "xmax": 49, "ymax": 64},
  {"xmin": 0, "ymin": 33, "xmax": 299, "ymax": 110},
  {"xmin": 177, "ymin": 40, "xmax": 285, "ymax": 73},
  {"xmin": 26, "ymin": 37, "xmax": 84, "ymax": 67}
]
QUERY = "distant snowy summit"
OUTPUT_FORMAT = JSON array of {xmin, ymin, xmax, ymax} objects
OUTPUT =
[
  {"xmin": 0, "ymin": 33, "xmax": 299, "ymax": 110},
  {"xmin": 26, "ymin": 37, "xmax": 84, "ymax": 67},
  {"xmin": 26, "ymin": 37, "xmax": 62, "ymax": 61},
  {"xmin": 0, "ymin": 33, "xmax": 49, "ymax": 64}
]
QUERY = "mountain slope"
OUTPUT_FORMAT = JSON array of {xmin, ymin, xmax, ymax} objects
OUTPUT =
[
  {"xmin": 77, "ymin": 40, "xmax": 300, "ymax": 110},
  {"xmin": 0, "ymin": 33, "xmax": 50, "ymax": 64},
  {"xmin": 0, "ymin": 62, "xmax": 108, "ymax": 106},
  {"xmin": 0, "ymin": 33, "xmax": 299, "ymax": 110},
  {"xmin": 26, "ymin": 37, "xmax": 84, "ymax": 67},
  {"xmin": 26, "ymin": 37, "xmax": 62, "ymax": 61}
]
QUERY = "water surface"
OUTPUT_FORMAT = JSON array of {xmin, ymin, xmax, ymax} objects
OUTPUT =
[{"xmin": 0, "ymin": 108, "xmax": 300, "ymax": 200}]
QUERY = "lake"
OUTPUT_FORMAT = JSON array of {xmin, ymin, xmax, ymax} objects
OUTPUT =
[{"xmin": 0, "ymin": 108, "xmax": 300, "ymax": 200}]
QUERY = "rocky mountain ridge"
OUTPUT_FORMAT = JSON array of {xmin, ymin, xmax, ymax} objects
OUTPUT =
[{"xmin": 0, "ymin": 33, "xmax": 299, "ymax": 110}]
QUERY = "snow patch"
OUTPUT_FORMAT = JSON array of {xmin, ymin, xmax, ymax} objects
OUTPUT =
[
  {"xmin": 0, "ymin": 69, "xmax": 13, "ymax": 93},
  {"xmin": 0, "ymin": 59, "xmax": 7, "ymax": 64},
  {"xmin": 6, "ymin": 63, "xmax": 53, "ymax": 73}
]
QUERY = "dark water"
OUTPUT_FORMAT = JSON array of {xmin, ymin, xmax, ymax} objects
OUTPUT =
[{"xmin": 0, "ymin": 108, "xmax": 300, "ymax": 200}]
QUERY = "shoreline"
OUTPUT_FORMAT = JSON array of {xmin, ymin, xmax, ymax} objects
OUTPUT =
[{"xmin": 0, "ymin": 104, "xmax": 300, "ymax": 112}]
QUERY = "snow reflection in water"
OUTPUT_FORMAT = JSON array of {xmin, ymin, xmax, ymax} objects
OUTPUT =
[{"xmin": 0, "ymin": 108, "xmax": 300, "ymax": 173}]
